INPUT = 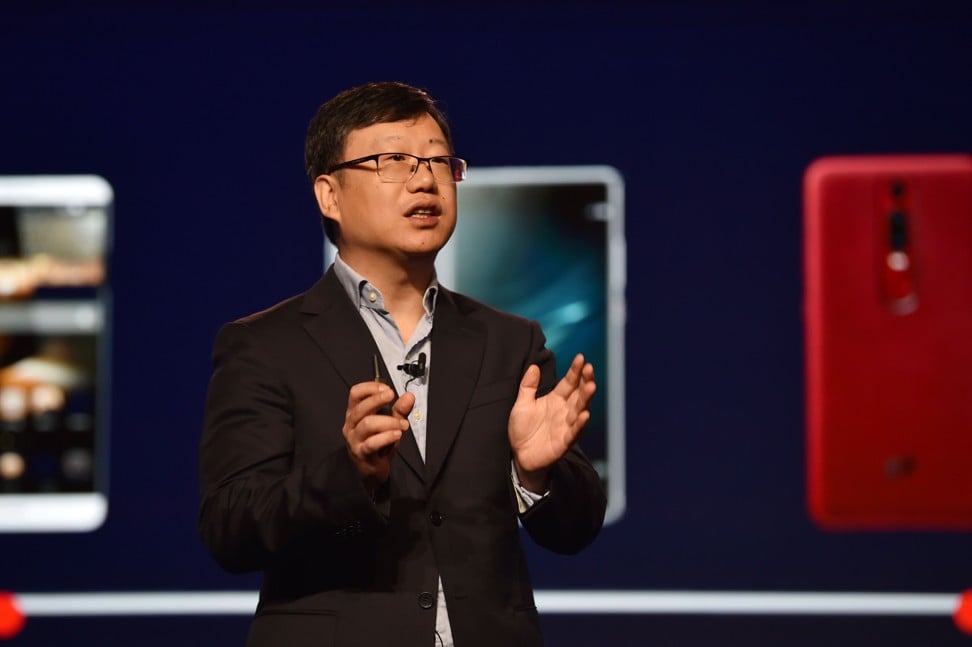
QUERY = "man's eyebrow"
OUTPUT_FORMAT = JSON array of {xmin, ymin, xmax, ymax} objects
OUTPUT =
[{"xmin": 371, "ymin": 135, "xmax": 449, "ymax": 147}]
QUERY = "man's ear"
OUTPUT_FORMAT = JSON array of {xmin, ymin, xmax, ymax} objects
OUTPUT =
[{"xmin": 313, "ymin": 174, "xmax": 342, "ymax": 226}]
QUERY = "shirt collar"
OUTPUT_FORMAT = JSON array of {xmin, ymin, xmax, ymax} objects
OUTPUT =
[{"xmin": 332, "ymin": 253, "xmax": 439, "ymax": 317}]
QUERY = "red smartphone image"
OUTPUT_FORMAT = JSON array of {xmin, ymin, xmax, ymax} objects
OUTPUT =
[{"xmin": 803, "ymin": 154, "xmax": 972, "ymax": 530}]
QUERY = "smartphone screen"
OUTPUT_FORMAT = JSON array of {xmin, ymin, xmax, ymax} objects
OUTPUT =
[{"xmin": 0, "ymin": 176, "xmax": 111, "ymax": 532}]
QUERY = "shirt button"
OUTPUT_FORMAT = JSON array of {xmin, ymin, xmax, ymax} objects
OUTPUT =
[
  {"xmin": 429, "ymin": 511, "xmax": 443, "ymax": 526},
  {"xmin": 418, "ymin": 592, "xmax": 435, "ymax": 609},
  {"xmin": 413, "ymin": 410, "xmax": 423, "ymax": 422},
  {"xmin": 368, "ymin": 291, "xmax": 378, "ymax": 303}
]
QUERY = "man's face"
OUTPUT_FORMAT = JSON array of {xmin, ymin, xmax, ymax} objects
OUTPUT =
[{"xmin": 317, "ymin": 113, "xmax": 458, "ymax": 267}]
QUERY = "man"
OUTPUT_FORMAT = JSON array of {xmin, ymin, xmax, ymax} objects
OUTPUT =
[{"xmin": 199, "ymin": 81, "xmax": 606, "ymax": 646}]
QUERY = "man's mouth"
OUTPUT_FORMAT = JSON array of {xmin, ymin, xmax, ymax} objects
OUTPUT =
[{"xmin": 407, "ymin": 208, "xmax": 438, "ymax": 218}]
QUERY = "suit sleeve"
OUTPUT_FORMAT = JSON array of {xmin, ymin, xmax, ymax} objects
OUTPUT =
[
  {"xmin": 517, "ymin": 321, "xmax": 607, "ymax": 555},
  {"xmin": 198, "ymin": 321, "xmax": 384, "ymax": 573}
]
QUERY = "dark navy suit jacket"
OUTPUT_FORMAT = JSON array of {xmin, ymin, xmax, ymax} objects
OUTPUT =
[{"xmin": 199, "ymin": 269, "xmax": 606, "ymax": 646}]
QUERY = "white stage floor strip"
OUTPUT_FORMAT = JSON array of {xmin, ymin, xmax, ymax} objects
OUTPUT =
[
  {"xmin": 536, "ymin": 591, "xmax": 958, "ymax": 615},
  {"xmin": 14, "ymin": 590, "xmax": 960, "ymax": 617}
]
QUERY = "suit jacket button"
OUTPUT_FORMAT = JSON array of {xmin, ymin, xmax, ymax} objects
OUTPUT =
[
  {"xmin": 418, "ymin": 592, "xmax": 435, "ymax": 609},
  {"xmin": 429, "ymin": 511, "xmax": 443, "ymax": 526}
]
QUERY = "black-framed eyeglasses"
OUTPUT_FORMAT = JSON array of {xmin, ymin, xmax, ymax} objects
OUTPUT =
[{"xmin": 326, "ymin": 153, "xmax": 468, "ymax": 184}]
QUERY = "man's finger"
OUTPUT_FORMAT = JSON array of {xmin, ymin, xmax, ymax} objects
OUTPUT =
[
  {"xmin": 348, "ymin": 382, "xmax": 395, "ymax": 420},
  {"xmin": 393, "ymin": 391, "xmax": 416, "ymax": 418},
  {"xmin": 360, "ymin": 428, "xmax": 403, "ymax": 456},
  {"xmin": 554, "ymin": 354, "xmax": 588, "ymax": 398},
  {"xmin": 517, "ymin": 364, "xmax": 541, "ymax": 401}
]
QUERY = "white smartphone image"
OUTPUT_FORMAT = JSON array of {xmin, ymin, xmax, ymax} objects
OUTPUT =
[
  {"xmin": 0, "ymin": 175, "xmax": 112, "ymax": 532},
  {"xmin": 449, "ymin": 166, "xmax": 627, "ymax": 524}
]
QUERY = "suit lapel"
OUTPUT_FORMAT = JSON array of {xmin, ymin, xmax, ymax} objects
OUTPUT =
[
  {"xmin": 424, "ymin": 288, "xmax": 486, "ymax": 489},
  {"xmin": 299, "ymin": 270, "xmax": 425, "ymax": 482}
]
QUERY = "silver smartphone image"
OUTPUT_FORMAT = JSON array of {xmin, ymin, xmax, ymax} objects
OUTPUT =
[{"xmin": 0, "ymin": 175, "xmax": 111, "ymax": 532}]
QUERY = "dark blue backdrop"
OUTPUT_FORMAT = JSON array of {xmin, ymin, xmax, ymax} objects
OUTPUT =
[{"xmin": 2, "ymin": 2, "xmax": 971, "ymax": 645}]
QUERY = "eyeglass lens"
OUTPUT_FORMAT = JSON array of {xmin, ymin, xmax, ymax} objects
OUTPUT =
[{"xmin": 377, "ymin": 154, "xmax": 465, "ymax": 183}]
